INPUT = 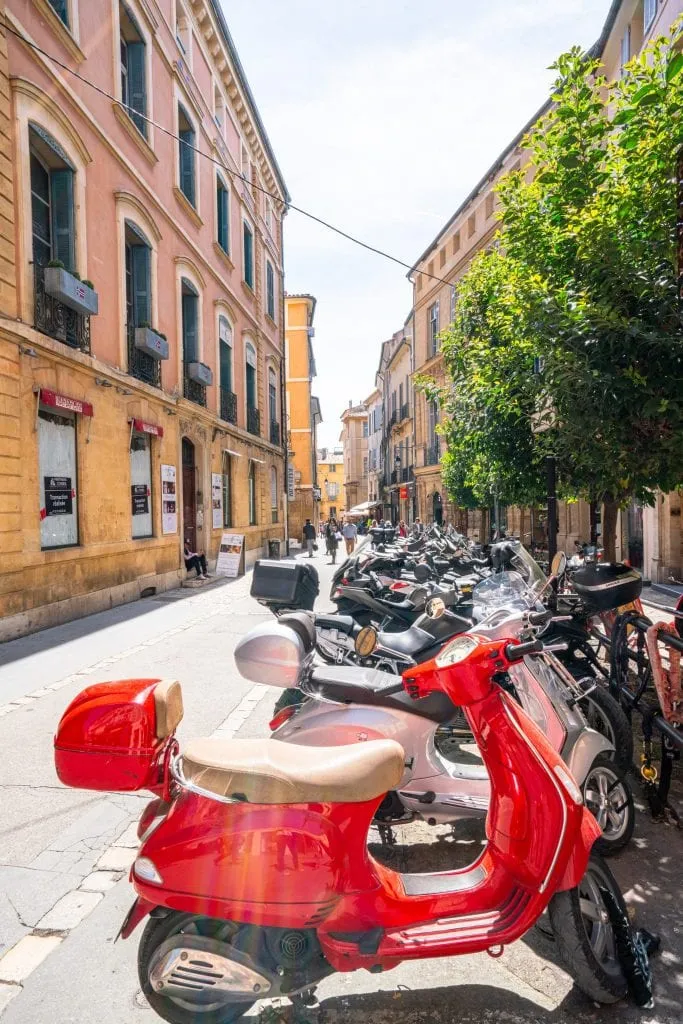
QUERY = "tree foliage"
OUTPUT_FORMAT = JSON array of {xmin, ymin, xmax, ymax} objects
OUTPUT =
[{"xmin": 432, "ymin": 25, "xmax": 683, "ymax": 545}]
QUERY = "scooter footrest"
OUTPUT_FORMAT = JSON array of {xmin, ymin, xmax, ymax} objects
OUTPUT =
[{"xmin": 384, "ymin": 887, "xmax": 530, "ymax": 950}]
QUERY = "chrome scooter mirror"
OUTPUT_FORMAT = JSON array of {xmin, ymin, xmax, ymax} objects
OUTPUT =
[{"xmin": 551, "ymin": 551, "xmax": 567, "ymax": 577}]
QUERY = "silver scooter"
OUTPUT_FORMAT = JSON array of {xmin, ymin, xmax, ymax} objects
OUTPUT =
[{"xmin": 235, "ymin": 574, "xmax": 634, "ymax": 855}]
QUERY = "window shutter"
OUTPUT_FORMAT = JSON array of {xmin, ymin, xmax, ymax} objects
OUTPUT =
[
  {"xmin": 182, "ymin": 293, "xmax": 198, "ymax": 362},
  {"xmin": 179, "ymin": 127, "xmax": 195, "ymax": 205},
  {"xmin": 266, "ymin": 262, "xmax": 275, "ymax": 318},
  {"xmin": 219, "ymin": 339, "xmax": 232, "ymax": 391},
  {"xmin": 217, "ymin": 183, "xmax": 229, "ymax": 251},
  {"xmin": 127, "ymin": 41, "xmax": 147, "ymax": 137},
  {"xmin": 50, "ymin": 168, "xmax": 75, "ymax": 271},
  {"xmin": 131, "ymin": 244, "xmax": 150, "ymax": 326},
  {"xmin": 243, "ymin": 224, "xmax": 253, "ymax": 287}
]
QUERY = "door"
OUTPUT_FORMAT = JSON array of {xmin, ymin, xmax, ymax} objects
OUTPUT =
[
  {"xmin": 182, "ymin": 437, "xmax": 196, "ymax": 551},
  {"xmin": 433, "ymin": 491, "xmax": 443, "ymax": 526}
]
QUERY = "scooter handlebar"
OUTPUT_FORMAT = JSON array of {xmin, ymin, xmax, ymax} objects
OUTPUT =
[{"xmin": 504, "ymin": 639, "xmax": 543, "ymax": 662}]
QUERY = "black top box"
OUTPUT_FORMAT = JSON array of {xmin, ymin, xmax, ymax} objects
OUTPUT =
[
  {"xmin": 572, "ymin": 562, "xmax": 642, "ymax": 612},
  {"xmin": 251, "ymin": 560, "xmax": 320, "ymax": 610}
]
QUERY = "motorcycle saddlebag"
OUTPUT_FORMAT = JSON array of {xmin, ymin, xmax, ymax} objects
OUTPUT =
[
  {"xmin": 54, "ymin": 678, "xmax": 182, "ymax": 791},
  {"xmin": 250, "ymin": 559, "xmax": 319, "ymax": 610},
  {"xmin": 571, "ymin": 562, "xmax": 642, "ymax": 612}
]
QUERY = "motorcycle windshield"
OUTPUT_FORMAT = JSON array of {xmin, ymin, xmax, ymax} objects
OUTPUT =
[
  {"xmin": 506, "ymin": 541, "xmax": 547, "ymax": 592},
  {"xmin": 472, "ymin": 570, "xmax": 535, "ymax": 611}
]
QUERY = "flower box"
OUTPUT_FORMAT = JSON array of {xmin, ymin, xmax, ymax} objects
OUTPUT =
[
  {"xmin": 186, "ymin": 361, "xmax": 213, "ymax": 387},
  {"xmin": 44, "ymin": 267, "xmax": 99, "ymax": 316},
  {"xmin": 134, "ymin": 326, "xmax": 169, "ymax": 361}
]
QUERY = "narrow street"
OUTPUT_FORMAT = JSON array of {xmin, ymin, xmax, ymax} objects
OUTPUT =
[{"xmin": 0, "ymin": 556, "xmax": 680, "ymax": 1024}]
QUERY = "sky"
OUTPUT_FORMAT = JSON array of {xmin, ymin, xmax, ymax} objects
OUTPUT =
[{"xmin": 221, "ymin": 1, "xmax": 611, "ymax": 449}]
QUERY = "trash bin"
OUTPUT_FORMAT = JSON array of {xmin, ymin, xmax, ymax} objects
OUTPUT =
[{"xmin": 267, "ymin": 539, "xmax": 281, "ymax": 560}]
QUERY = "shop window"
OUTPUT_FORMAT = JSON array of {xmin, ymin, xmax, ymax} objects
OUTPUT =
[
  {"xmin": 266, "ymin": 259, "xmax": 275, "ymax": 319},
  {"xmin": 30, "ymin": 125, "xmax": 75, "ymax": 272},
  {"xmin": 130, "ymin": 431, "xmax": 153, "ymax": 538},
  {"xmin": 221, "ymin": 450, "xmax": 232, "ymax": 528},
  {"xmin": 181, "ymin": 277, "xmax": 199, "ymax": 363},
  {"xmin": 178, "ymin": 104, "xmax": 196, "ymax": 206},
  {"xmin": 216, "ymin": 175, "xmax": 230, "ymax": 253},
  {"xmin": 248, "ymin": 461, "xmax": 257, "ymax": 525},
  {"xmin": 243, "ymin": 221, "xmax": 254, "ymax": 288},
  {"xmin": 270, "ymin": 466, "xmax": 278, "ymax": 524},
  {"xmin": 38, "ymin": 407, "xmax": 78, "ymax": 549},
  {"xmin": 120, "ymin": 4, "xmax": 147, "ymax": 137}
]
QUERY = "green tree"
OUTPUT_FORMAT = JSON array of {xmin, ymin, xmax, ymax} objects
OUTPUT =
[{"xmin": 436, "ymin": 26, "xmax": 683, "ymax": 559}]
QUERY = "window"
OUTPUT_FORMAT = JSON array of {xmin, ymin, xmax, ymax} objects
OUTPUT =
[
  {"xmin": 429, "ymin": 399, "xmax": 439, "ymax": 442},
  {"xmin": 416, "ymin": 274, "xmax": 423, "ymax": 291},
  {"xmin": 620, "ymin": 25, "xmax": 631, "ymax": 72},
  {"xmin": 268, "ymin": 366, "xmax": 277, "ymax": 428},
  {"xmin": 120, "ymin": 4, "xmax": 147, "ymax": 137},
  {"xmin": 219, "ymin": 316, "xmax": 232, "ymax": 391},
  {"xmin": 467, "ymin": 213, "xmax": 476, "ymax": 238},
  {"xmin": 130, "ymin": 430, "xmax": 153, "ymax": 538},
  {"xmin": 266, "ymin": 259, "xmax": 275, "ymax": 319},
  {"xmin": 439, "ymin": 247, "xmax": 446, "ymax": 268},
  {"xmin": 175, "ymin": 1, "xmax": 190, "ymax": 55},
  {"xmin": 214, "ymin": 85, "xmax": 224, "ymax": 135},
  {"xmin": 450, "ymin": 285, "xmax": 457, "ymax": 323},
  {"xmin": 329, "ymin": 464, "xmax": 336, "ymax": 473},
  {"xmin": 48, "ymin": 0, "xmax": 69, "ymax": 26},
  {"xmin": 363, "ymin": 456, "xmax": 368, "ymax": 476},
  {"xmin": 265, "ymin": 199, "xmax": 273, "ymax": 234},
  {"xmin": 243, "ymin": 221, "xmax": 254, "ymax": 288},
  {"xmin": 181, "ymin": 278, "xmax": 199, "ymax": 364},
  {"xmin": 178, "ymin": 104, "xmax": 196, "ymax": 206},
  {"xmin": 327, "ymin": 481, "xmax": 338, "ymax": 498},
  {"xmin": 248, "ymin": 461, "xmax": 257, "ymax": 525},
  {"xmin": 30, "ymin": 126, "xmax": 75, "ymax": 272},
  {"xmin": 452, "ymin": 231, "xmax": 461, "ymax": 254},
  {"xmin": 39, "ymin": 406, "xmax": 78, "ymax": 549},
  {"xmin": 485, "ymin": 192, "xmax": 495, "ymax": 219},
  {"xmin": 125, "ymin": 222, "xmax": 151, "ymax": 329},
  {"xmin": 221, "ymin": 451, "xmax": 232, "ymax": 528},
  {"xmin": 644, "ymin": 0, "xmax": 657, "ymax": 31},
  {"xmin": 399, "ymin": 382, "xmax": 404, "ymax": 413},
  {"xmin": 362, "ymin": 419, "xmax": 368, "ymax": 437},
  {"xmin": 428, "ymin": 301, "xmax": 440, "ymax": 356},
  {"xmin": 245, "ymin": 341, "xmax": 257, "ymax": 409},
  {"xmin": 216, "ymin": 176, "xmax": 229, "ymax": 253},
  {"xmin": 270, "ymin": 467, "xmax": 278, "ymax": 523}
]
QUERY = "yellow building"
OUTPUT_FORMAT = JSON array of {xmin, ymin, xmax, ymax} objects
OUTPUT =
[
  {"xmin": 317, "ymin": 448, "xmax": 344, "ymax": 522},
  {"xmin": 285, "ymin": 294, "xmax": 322, "ymax": 543},
  {"xmin": 0, "ymin": 0, "xmax": 288, "ymax": 640}
]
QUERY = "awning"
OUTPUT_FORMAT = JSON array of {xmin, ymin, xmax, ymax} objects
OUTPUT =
[
  {"xmin": 348, "ymin": 501, "xmax": 381, "ymax": 515},
  {"xmin": 129, "ymin": 417, "xmax": 163, "ymax": 437},
  {"xmin": 39, "ymin": 387, "xmax": 93, "ymax": 417},
  {"xmin": 222, "ymin": 448, "xmax": 242, "ymax": 457}
]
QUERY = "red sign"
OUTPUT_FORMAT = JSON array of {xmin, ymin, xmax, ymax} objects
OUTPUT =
[
  {"xmin": 39, "ymin": 388, "xmax": 93, "ymax": 417},
  {"xmin": 400, "ymin": 486, "xmax": 409, "ymax": 500},
  {"xmin": 131, "ymin": 418, "xmax": 164, "ymax": 437}
]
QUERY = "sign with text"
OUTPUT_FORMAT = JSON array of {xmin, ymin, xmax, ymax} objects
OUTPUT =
[
  {"xmin": 287, "ymin": 463, "xmax": 295, "ymax": 501},
  {"xmin": 215, "ymin": 533, "xmax": 244, "ymax": 578},
  {"xmin": 211, "ymin": 473, "xmax": 223, "ymax": 530},
  {"xmin": 161, "ymin": 464, "xmax": 178, "ymax": 534},
  {"xmin": 131, "ymin": 483, "xmax": 150, "ymax": 516},
  {"xmin": 44, "ymin": 476, "xmax": 73, "ymax": 516}
]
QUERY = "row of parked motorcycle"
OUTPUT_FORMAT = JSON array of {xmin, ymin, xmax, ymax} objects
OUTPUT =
[{"xmin": 52, "ymin": 526, "xmax": 653, "ymax": 1024}]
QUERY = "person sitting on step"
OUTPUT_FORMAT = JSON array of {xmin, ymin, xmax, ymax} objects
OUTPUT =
[{"xmin": 184, "ymin": 539, "xmax": 209, "ymax": 579}]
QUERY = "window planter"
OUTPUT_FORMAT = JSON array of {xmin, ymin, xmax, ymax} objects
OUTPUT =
[
  {"xmin": 134, "ymin": 326, "xmax": 169, "ymax": 361},
  {"xmin": 186, "ymin": 361, "xmax": 213, "ymax": 387},
  {"xmin": 44, "ymin": 267, "xmax": 99, "ymax": 316}
]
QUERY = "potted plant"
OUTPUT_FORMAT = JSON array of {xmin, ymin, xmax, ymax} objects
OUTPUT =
[
  {"xmin": 134, "ymin": 322, "xmax": 170, "ymax": 361},
  {"xmin": 44, "ymin": 260, "xmax": 99, "ymax": 316}
]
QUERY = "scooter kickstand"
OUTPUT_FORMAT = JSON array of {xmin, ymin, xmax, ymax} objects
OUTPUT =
[{"xmin": 377, "ymin": 822, "xmax": 397, "ymax": 846}]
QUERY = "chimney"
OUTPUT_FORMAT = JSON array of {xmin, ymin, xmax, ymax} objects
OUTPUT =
[{"xmin": 348, "ymin": 400, "xmax": 352, "ymax": 408}]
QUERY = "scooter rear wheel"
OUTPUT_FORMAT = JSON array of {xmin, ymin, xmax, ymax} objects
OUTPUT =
[
  {"xmin": 548, "ymin": 856, "xmax": 628, "ymax": 1004},
  {"xmin": 138, "ymin": 913, "xmax": 255, "ymax": 1024}
]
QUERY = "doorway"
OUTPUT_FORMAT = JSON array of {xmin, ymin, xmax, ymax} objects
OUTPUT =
[
  {"xmin": 626, "ymin": 501, "xmax": 644, "ymax": 570},
  {"xmin": 433, "ymin": 491, "xmax": 443, "ymax": 526},
  {"xmin": 182, "ymin": 437, "xmax": 197, "ymax": 551}
]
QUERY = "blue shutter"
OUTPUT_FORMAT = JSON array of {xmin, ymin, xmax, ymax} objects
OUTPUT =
[
  {"xmin": 131, "ymin": 244, "xmax": 150, "ymax": 326},
  {"xmin": 246, "ymin": 364, "xmax": 256, "ymax": 408},
  {"xmin": 182, "ymin": 292, "xmax": 198, "ymax": 362},
  {"xmin": 50, "ymin": 168, "xmax": 75, "ymax": 271},
  {"xmin": 219, "ymin": 340, "xmax": 232, "ymax": 391},
  {"xmin": 127, "ymin": 42, "xmax": 147, "ymax": 137},
  {"xmin": 179, "ymin": 122, "xmax": 195, "ymax": 206},
  {"xmin": 243, "ymin": 224, "xmax": 253, "ymax": 288}
]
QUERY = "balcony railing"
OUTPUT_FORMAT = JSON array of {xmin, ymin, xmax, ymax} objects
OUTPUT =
[
  {"xmin": 269, "ymin": 421, "xmax": 281, "ymax": 446},
  {"xmin": 220, "ymin": 387, "xmax": 238, "ymax": 424},
  {"xmin": 127, "ymin": 324, "xmax": 161, "ymax": 387},
  {"xmin": 391, "ymin": 469, "xmax": 399, "ymax": 484},
  {"xmin": 183, "ymin": 366, "xmax": 207, "ymax": 407},
  {"xmin": 247, "ymin": 405, "xmax": 260, "ymax": 436},
  {"xmin": 34, "ymin": 264, "xmax": 90, "ymax": 352},
  {"xmin": 425, "ymin": 442, "xmax": 441, "ymax": 466}
]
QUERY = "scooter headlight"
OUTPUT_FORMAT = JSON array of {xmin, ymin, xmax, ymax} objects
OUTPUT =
[{"xmin": 436, "ymin": 635, "xmax": 479, "ymax": 668}]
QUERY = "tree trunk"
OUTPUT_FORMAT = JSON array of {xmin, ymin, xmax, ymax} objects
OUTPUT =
[{"xmin": 602, "ymin": 497, "xmax": 619, "ymax": 563}]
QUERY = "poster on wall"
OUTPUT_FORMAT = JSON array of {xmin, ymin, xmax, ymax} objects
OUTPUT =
[
  {"xmin": 44, "ymin": 476, "xmax": 73, "ymax": 516},
  {"xmin": 161, "ymin": 464, "xmax": 178, "ymax": 535},
  {"xmin": 131, "ymin": 483, "xmax": 149, "ymax": 516},
  {"xmin": 215, "ymin": 533, "xmax": 244, "ymax": 578},
  {"xmin": 211, "ymin": 473, "xmax": 223, "ymax": 530}
]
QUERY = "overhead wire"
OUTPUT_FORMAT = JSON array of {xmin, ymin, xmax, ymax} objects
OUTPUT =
[{"xmin": 4, "ymin": 21, "xmax": 455, "ymax": 289}]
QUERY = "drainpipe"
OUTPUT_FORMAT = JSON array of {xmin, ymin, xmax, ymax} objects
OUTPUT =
[{"xmin": 279, "ymin": 250, "xmax": 289, "ymax": 556}]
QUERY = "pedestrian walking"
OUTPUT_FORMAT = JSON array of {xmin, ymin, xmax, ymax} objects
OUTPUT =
[
  {"xmin": 302, "ymin": 518, "xmax": 317, "ymax": 558},
  {"xmin": 326, "ymin": 518, "xmax": 340, "ymax": 564},
  {"xmin": 342, "ymin": 519, "xmax": 357, "ymax": 556}
]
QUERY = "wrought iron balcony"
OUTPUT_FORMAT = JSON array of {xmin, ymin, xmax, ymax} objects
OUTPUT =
[
  {"xmin": 183, "ymin": 366, "xmax": 207, "ymax": 406},
  {"xmin": 220, "ymin": 387, "xmax": 238, "ymax": 424},
  {"xmin": 247, "ymin": 405, "xmax": 260, "ymax": 436},
  {"xmin": 34, "ymin": 263, "xmax": 90, "ymax": 352},
  {"xmin": 127, "ymin": 323, "xmax": 161, "ymax": 387},
  {"xmin": 425, "ymin": 442, "xmax": 441, "ymax": 466},
  {"xmin": 270, "ymin": 421, "xmax": 281, "ymax": 446}
]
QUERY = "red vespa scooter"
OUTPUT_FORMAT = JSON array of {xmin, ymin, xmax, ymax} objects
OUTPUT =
[{"xmin": 54, "ymin": 636, "xmax": 629, "ymax": 1024}]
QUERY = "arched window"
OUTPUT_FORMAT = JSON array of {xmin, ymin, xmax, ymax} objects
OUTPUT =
[
  {"xmin": 30, "ymin": 123, "xmax": 76, "ymax": 272},
  {"xmin": 270, "ymin": 466, "xmax": 278, "ymax": 523},
  {"xmin": 245, "ymin": 341, "xmax": 259, "ymax": 436},
  {"xmin": 248, "ymin": 460, "xmax": 257, "ymax": 525},
  {"xmin": 218, "ymin": 315, "xmax": 234, "ymax": 422}
]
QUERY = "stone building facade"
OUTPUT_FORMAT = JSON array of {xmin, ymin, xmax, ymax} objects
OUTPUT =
[
  {"xmin": 0, "ymin": 0, "xmax": 288, "ymax": 639},
  {"xmin": 340, "ymin": 402, "xmax": 368, "ymax": 513},
  {"xmin": 285, "ymin": 293, "xmax": 321, "ymax": 544},
  {"xmin": 317, "ymin": 448, "xmax": 344, "ymax": 523}
]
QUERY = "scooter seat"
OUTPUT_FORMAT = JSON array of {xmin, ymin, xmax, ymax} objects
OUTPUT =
[
  {"xmin": 181, "ymin": 736, "xmax": 405, "ymax": 804},
  {"xmin": 315, "ymin": 614, "xmax": 358, "ymax": 636}
]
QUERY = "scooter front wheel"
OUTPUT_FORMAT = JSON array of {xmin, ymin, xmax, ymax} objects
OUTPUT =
[
  {"xmin": 582, "ymin": 754, "xmax": 635, "ymax": 856},
  {"xmin": 548, "ymin": 856, "xmax": 628, "ymax": 1004},
  {"xmin": 138, "ymin": 913, "xmax": 255, "ymax": 1024}
]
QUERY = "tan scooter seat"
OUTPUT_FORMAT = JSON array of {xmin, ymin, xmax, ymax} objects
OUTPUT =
[{"xmin": 181, "ymin": 737, "xmax": 405, "ymax": 804}]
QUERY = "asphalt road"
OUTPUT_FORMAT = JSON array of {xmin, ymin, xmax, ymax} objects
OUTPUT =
[{"xmin": 0, "ymin": 547, "xmax": 681, "ymax": 1023}]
